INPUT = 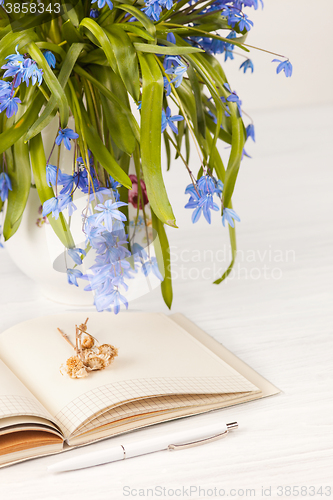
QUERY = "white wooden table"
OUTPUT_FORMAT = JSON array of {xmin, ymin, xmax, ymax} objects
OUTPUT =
[{"xmin": 0, "ymin": 106, "xmax": 332, "ymax": 499}]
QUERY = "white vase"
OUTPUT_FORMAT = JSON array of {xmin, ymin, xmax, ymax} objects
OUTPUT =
[{"xmin": 4, "ymin": 119, "xmax": 164, "ymax": 307}]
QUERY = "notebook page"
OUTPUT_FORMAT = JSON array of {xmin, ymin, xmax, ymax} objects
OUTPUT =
[
  {"xmin": 0, "ymin": 313, "xmax": 258, "ymax": 436},
  {"xmin": 0, "ymin": 359, "xmax": 55, "ymax": 424}
]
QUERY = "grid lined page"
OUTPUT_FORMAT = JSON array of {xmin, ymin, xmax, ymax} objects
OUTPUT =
[
  {"xmin": 0, "ymin": 395, "xmax": 53, "ymax": 421},
  {"xmin": 76, "ymin": 393, "xmax": 242, "ymax": 436},
  {"xmin": 56, "ymin": 375, "xmax": 258, "ymax": 436}
]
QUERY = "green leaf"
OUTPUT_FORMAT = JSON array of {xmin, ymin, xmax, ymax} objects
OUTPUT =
[
  {"xmin": 0, "ymin": 92, "xmax": 44, "ymax": 155},
  {"xmin": 79, "ymin": 18, "xmax": 117, "ymax": 73},
  {"xmin": 79, "ymin": 104, "xmax": 133, "ymax": 190},
  {"xmin": 74, "ymin": 65, "xmax": 140, "ymax": 143},
  {"xmin": 187, "ymin": 63, "xmax": 206, "ymax": 138},
  {"xmin": 29, "ymin": 134, "xmax": 74, "ymax": 248},
  {"xmin": 163, "ymin": 132, "xmax": 171, "ymax": 171},
  {"xmin": 138, "ymin": 53, "xmax": 177, "ymax": 227},
  {"xmin": 151, "ymin": 209, "xmax": 173, "ymax": 308},
  {"xmin": 94, "ymin": 66, "xmax": 136, "ymax": 155},
  {"xmin": 61, "ymin": 19, "xmax": 85, "ymax": 43},
  {"xmin": 206, "ymin": 131, "xmax": 238, "ymax": 285},
  {"xmin": 78, "ymin": 48, "xmax": 107, "ymax": 65},
  {"xmin": 115, "ymin": 5, "xmax": 156, "ymax": 42},
  {"xmin": 222, "ymin": 108, "xmax": 245, "ymax": 209},
  {"xmin": 213, "ymin": 225, "xmax": 237, "ymax": 284},
  {"xmin": 25, "ymin": 43, "xmax": 85, "ymax": 141},
  {"xmin": 104, "ymin": 25, "xmax": 140, "ymax": 101},
  {"xmin": 117, "ymin": 23, "xmax": 155, "ymax": 43},
  {"xmin": 3, "ymin": 139, "xmax": 31, "ymax": 239},
  {"xmin": 134, "ymin": 42, "xmax": 203, "ymax": 55},
  {"xmin": 27, "ymin": 42, "xmax": 69, "ymax": 129}
]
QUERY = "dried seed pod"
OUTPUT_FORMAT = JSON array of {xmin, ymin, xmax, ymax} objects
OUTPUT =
[
  {"xmin": 85, "ymin": 356, "xmax": 105, "ymax": 370},
  {"xmin": 81, "ymin": 333, "xmax": 95, "ymax": 349},
  {"xmin": 63, "ymin": 356, "xmax": 89, "ymax": 379},
  {"xmin": 99, "ymin": 344, "xmax": 118, "ymax": 360}
]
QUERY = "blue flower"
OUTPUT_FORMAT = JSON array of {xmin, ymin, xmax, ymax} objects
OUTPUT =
[
  {"xmin": 0, "ymin": 81, "xmax": 12, "ymax": 100},
  {"xmin": 246, "ymin": 123, "xmax": 255, "ymax": 142},
  {"xmin": 21, "ymin": 59, "xmax": 43, "ymax": 87},
  {"xmin": 223, "ymin": 84, "xmax": 242, "ymax": 116},
  {"xmin": 228, "ymin": 12, "xmax": 253, "ymax": 32},
  {"xmin": 142, "ymin": 0, "xmax": 162, "ymax": 21},
  {"xmin": 165, "ymin": 56, "xmax": 187, "ymax": 88},
  {"xmin": 55, "ymin": 128, "xmax": 79, "ymax": 150},
  {"xmin": 272, "ymin": 59, "xmax": 293, "ymax": 77},
  {"xmin": 185, "ymin": 175, "xmax": 221, "ymax": 224},
  {"xmin": 0, "ymin": 172, "xmax": 12, "ymax": 202},
  {"xmin": 222, "ymin": 207, "xmax": 240, "ymax": 228},
  {"xmin": 142, "ymin": 257, "xmax": 164, "ymax": 281},
  {"xmin": 94, "ymin": 200, "xmax": 127, "ymax": 232},
  {"xmin": 239, "ymin": 58, "xmax": 254, "ymax": 73},
  {"xmin": 2, "ymin": 46, "xmax": 25, "ymax": 82},
  {"xmin": 43, "ymin": 50, "xmax": 56, "ymax": 69},
  {"xmin": 91, "ymin": 0, "xmax": 113, "ymax": 9},
  {"xmin": 167, "ymin": 32, "xmax": 176, "ymax": 44},
  {"xmin": 68, "ymin": 247, "xmax": 86, "ymax": 265},
  {"xmin": 89, "ymin": 8, "xmax": 100, "ymax": 17},
  {"xmin": 161, "ymin": 107, "xmax": 184, "ymax": 134},
  {"xmin": 42, "ymin": 196, "xmax": 60, "ymax": 219},
  {"xmin": 59, "ymin": 194, "xmax": 77, "ymax": 216},
  {"xmin": 67, "ymin": 268, "xmax": 83, "ymax": 287},
  {"xmin": 160, "ymin": 0, "xmax": 173, "ymax": 10},
  {"xmin": 0, "ymin": 95, "xmax": 21, "ymax": 118},
  {"xmin": 45, "ymin": 164, "xmax": 59, "ymax": 187}
]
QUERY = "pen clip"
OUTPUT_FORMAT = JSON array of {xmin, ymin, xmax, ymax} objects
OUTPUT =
[{"xmin": 167, "ymin": 422, "xmax": 238, "ymax": 451}]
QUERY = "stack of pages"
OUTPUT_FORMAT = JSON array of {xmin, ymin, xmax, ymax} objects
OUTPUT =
[{"xmin": 0, "ymin": 312, "xmax": 279, "ymax": 467}]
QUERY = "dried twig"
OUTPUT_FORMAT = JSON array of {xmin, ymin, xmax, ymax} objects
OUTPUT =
[{"xmin": 57, "ymin": 328, "xmax": 75, "ymax": 349}]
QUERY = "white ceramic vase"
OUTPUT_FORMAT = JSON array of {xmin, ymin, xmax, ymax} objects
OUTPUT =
[{"xmin": 4, "ymin": 119, "xmax": 163, "ymax": 307}]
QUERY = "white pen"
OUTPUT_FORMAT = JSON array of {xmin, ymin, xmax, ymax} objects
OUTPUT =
[{"xmin": 48, "ymin": 421, "xmax": 238, "ymax": 473}]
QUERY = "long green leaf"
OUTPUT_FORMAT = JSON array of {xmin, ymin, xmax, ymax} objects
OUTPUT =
[
  {"xmin": 222, "ymin": 108, "xmax": 245, "ymax": 209},
  {"xmin": 25, "ymin": 43, "xmax": 85, "ymax": 140},
  {"xmin": 29, "ymin": 134, "xmax": 74, "ymax": 248},
  {"xmin": 134, "ymin": 42, "xmax": 203, "ymax": 55},
  {"xmin": 206, "ymin": 131, "xmax": 237, "ymax": 285},
  {"xmin": 105, "ymin": 26, "xmax": 140, "ymax": 101},
  {"xmin": 27, "ymin": 42, "xmax": 69, "ymax": 129},
  {"xmin": 94, "ymin": 66, "xmax": 136, "ymax": 155},
  {"xmin": 151, "ymin": 209, "xmax": 173, "ymax": 308},
  {"xmin": 79, "ymin": 104, "xmax": 133, "ymax": 190},
  {"xmin": 187, "ymin": 63, "xmax": 206, "ymax": 138},
  {"xmin": 213, "ymin": 225, "xmax": 237, "ymax": 284},
  {"xmin": 115, "ymin": 5, "xmax": 156, "ymax": 42},
  {"xmin": 0, "ymin": 92, "xmax": 44, "ymax": 155},
  {"xmin": 79, "ymin": 18, "xmax": 117, "ymax": 73},
  {"xmin": 74, "ymin": 65, "xmax": 140, "ymax": 143},
  {"xmin": 138, "ymin": 52, "xmax": 177, "ymax": 227},
  {"xmin": 3, "ymin": 139, "xmax": 31, "ymax": 239},
  {"xmin": 118, "ymin": 23, "xmax": 155, "ymax": 42}
]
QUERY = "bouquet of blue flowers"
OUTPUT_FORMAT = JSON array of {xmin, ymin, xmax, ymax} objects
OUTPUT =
[{"xmin": 0, "ymin": 0, "xmax": 291, "ymax": 312}]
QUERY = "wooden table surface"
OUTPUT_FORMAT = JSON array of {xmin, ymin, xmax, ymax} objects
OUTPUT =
[{"xmin": 0, "ymin": 105, "xmax": 332, "ymax": 499}]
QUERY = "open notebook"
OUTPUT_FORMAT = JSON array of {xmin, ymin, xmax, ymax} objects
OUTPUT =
[{"xmin": 0, "ymin": 312, "xmax": 280, "ymax": 467}]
